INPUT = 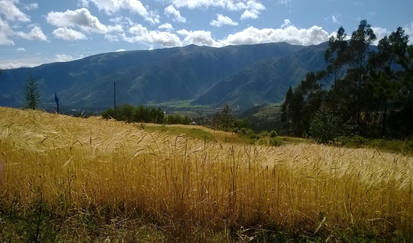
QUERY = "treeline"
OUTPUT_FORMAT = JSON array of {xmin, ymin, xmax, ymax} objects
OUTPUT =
[
  {"xmin": 102, "ymin": 104, "xmax": 192, "ymax": 125},
  {"xmin": 282, "ymin": 20, "xmax": 413, "ymax": 142}
]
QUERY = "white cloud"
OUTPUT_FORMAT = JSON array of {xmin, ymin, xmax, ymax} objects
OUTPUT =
[
  {"xmin": 332, "ymin": 15, "xmax": 339, "ymax": 24},
  {"xmin": 16, "ymin": 26, "xmax": 48, "ymax": 41},
  {"xmin": 0, "ymin": 17, "xmax": 14, "ymax": 45},
  {"xmin": 158, "ymin": 23, "xmax": 174, "ymax": 31},
  {"xmin": 124, "ymin": 24, "xmax": 182, "ymax": 47},
  {"xmin": 371, "ymin": 26, "xmax": 389, "ymax": 45},
  {"xmin": 172, "ymin": 0, "xmax": 265, "ymax": 19},
  {"xmin": 177, "ymin": 29, "xmax": 219, "ymax": 46},
  {"xmin": 210, "ymin": 14, "xmax": 238, "ymax": 27},
  {"xmin": 281, "ymin": 19, "xmax": 291, "ymax": 28},
  {"xmin": 0, "ymin": 0, "xmax": 30, "ymax": 22},
  {"xmin": 55, "ymin": 54, "xmax": 75, "ymax": 62},
  {"xmin": 221, "ymin": 22, "xmax": 330, "ymax": 46},
  {"xmin": 164, "ymin": 5, "xmax": 186, "ymax": 23},
  {"xmin": 0, "ymin": 60, "xmax": 41, "ymax": 69},
  {"xmin": 24, "ymin": 3, "xmax": 38, "ymax": 11},
  {"xmin": 16, "ymin": 47, "xmax": 25, "ymax": 51},
  {"xmin": 172, "ymin": 0, "xmax": 245, "ymax": 11},
  {"xmin": 46, "ymin": 8, "xmax": 123, "ymax": 42},
  {"xmin": 53, "ymin": 27, "xmax": 87, "ymax": 41},
  {"xmin": 82, "ymin": 0, "xmax": 159, "ymax": 24},
  {"xmin": 404, "ymin": 21, "xmax": 413, "ymax": 44},
  {"xmin": 115, "ymin": 49, "xmax": 126, "ymax": 52},
  {"xmin": 240, "ymin": 1, "xmax": 265, "ymax": 20},
  {"xmin": 47, "ymin": 8, "xmax": 108, "ymax": 33}
]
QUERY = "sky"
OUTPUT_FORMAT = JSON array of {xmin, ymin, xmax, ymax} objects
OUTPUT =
[{"xmin": 0, "ymin": 0, "xmax": 412, "ymax": 69}]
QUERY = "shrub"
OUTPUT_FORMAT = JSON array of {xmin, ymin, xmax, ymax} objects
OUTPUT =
[
  {"xmin": 269, "ymin": 130, "xmax": 278, "ymax": 138},
  {"xmin": 310, "ymin": 105, "xmax": 341, "ymax": 143},
  {"xmin": 270, "ymin": 137, "xmax": 283, "ymax": 146}
]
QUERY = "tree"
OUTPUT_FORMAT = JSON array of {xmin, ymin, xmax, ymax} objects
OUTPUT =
[
  {"xmin": 212, "ymin": 105, "xmax": 235, "ymax": 130},
  {"xmin": 325, "ymin": 26, "xmax": 348, "ymax": 87},
  {"xmin": 25, "ymin": 75, "xmax": 40, "ymax": 110}
]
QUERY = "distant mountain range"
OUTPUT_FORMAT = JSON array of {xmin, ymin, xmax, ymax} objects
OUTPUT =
[{"xmin": 0, "ymin": 42, "xmax": 328, "ymax": 114}]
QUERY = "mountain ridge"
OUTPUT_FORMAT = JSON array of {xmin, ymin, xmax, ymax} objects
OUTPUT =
[{"xmin": 0, "ymin": 42, "xmax": 328, "ymax": 113}]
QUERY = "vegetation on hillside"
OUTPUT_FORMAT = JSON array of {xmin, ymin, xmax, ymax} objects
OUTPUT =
[
  {"xmin": 281, "ymin": 20, "xmax": 413, "ymax": 141},
  {"xmin": 0, "ymin": 107, "xmax": 412, "ymax": 242},
  {"xmin": 102, "ymin": 104, "xmax": 192, "ymax": 125},
  {"xmin": 24, "ymin": 75, "xmax": 40, "ymax": 110}
]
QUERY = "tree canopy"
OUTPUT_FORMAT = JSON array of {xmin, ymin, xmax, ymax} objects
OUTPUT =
[{"xmin": 281, "ymin": 20, "xmax": 413, "ymax": 141}]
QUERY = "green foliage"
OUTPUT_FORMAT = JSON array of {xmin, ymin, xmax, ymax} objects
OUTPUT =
[
  {"xmin": 211, "ymin": 105, "xmax": 236, "ymax": 131},
  {"xmin": 309, "ymin": 105, "xmax": 342, "ymax": 143},
  {"xmin": 281, "ymin": 20, "xmax": 413, "ymax": 142},
  {"xmin": 269, "ymin": 137, "xmax": 283, "ymax": 146},
  {"xmin": 102, "ymin": 104, "xmax": 191, "ymax": 125},
  {"xmin": 25, "ymin": 75, "xmax": 40, "ymax": 110},
  {"xmin": 269, "ymin": 130, "xmax": 278, "ymax": 138},
  {"xmin": 336, "ymin": 136, "xmax": 413, "ymax": 154}
]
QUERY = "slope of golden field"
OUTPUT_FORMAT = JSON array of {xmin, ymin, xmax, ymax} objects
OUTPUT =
[{"xmin": 0, "ymin": 107, "xmax": 412, "ymax": 241}]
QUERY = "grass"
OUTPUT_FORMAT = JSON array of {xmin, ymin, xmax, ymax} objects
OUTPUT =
[
  {"xmin": 335, "ymin": 135, "xmax": 413, "ymax": 155},
  {"xmin": 0, "ymin": 107, "xmax": 412, "ymax": 242}
]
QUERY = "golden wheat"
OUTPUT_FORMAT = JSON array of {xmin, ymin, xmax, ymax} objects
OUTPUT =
[{"xmin": 0, "ymin": 107, "xmax": 412, "ymax": 238}]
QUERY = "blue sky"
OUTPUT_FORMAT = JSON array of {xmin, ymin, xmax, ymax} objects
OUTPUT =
[{"xmin": 1, "ymin": 0, "xmax": 412, "ymax": 69}]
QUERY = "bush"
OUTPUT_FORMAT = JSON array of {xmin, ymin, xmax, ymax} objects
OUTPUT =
[
  {"xmin": 310, "ymin": 105, "xmax": 341, "ymax": 143},
  {"xmin": 336, "ymin": 135, "xmax": 367, "ymax": 147},
  {"xmin": 102, "ymin": 105, "xmax": 192, "ymax": 126},
  {"xmin": 269, "ymin": 130, "xmax": 278, "ymax": 138},
  {"xmin": 270, "ymin": 137, "xmax": 283, "ymax": 146},
  {"xmin": 102, "ymin": 108, "xmax": 115, "ymax": 119}
]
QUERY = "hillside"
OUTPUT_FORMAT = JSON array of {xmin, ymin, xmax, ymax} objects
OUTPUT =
[{"xmin": 0, "ymin": 42, "xmax": 327, "ymax": 113}]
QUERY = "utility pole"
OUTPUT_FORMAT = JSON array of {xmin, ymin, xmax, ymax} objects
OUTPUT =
[
  {"xmin": 54, "ymin": 92, "xmax": 60, "ymax": 114},
  {"xmin": 113, "ymin": 80, "xmax": 117, "ymax": 110}
]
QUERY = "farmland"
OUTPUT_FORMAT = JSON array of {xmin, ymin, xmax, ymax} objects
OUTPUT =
[{"xmin": 0, "ymin": 107, "xmax": 412, "ymax": 242}]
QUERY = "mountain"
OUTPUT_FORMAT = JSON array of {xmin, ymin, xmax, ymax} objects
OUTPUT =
[{"xmin": 0, "ymin": 42, "xmax": 328, "ymax": 113}]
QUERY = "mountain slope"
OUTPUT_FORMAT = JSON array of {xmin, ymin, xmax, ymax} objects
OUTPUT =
[
  {"xmin": 194, "ymin": 43, "xmax": 327, "ymax": 111},
  {"xmin": 0, "ymin": 42, "xmax": 326, "ymax": 112}
]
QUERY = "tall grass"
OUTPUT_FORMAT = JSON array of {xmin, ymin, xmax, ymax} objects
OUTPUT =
[{"xmin": 0, "ymin": 107, "xmax": 412, "ymax": 241}]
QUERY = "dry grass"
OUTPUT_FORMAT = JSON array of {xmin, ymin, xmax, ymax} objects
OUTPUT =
[{"xmin": 0, "ymin": 107, "xmax": 412, "ymax": 241}]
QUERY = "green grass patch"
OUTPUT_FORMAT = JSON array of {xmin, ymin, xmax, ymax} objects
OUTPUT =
[
  {"xmin": 140, "ymin": 124, "xmax": 216, "ymax": 142},
  {"xmin": 336, "ymin": 136, "xmax": 413, "ymax": 155}
]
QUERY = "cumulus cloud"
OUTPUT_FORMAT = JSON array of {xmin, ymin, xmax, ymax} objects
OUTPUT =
[
  {"xmin": 0, "ymin": 0, "xmax": 30, "ymax": 22},
  {"xmin": 172, "ymin": 0, "xmax": 246, "ymax": 11},
  {"xmin": 53, "ymin": 27, "xmax": 87, "ymax": 41},
  {"xmin": 55, "ymin": 54, "xmax": 75, "ymax": 62},
  {"xmin": 210, "ymin": 14, "xmax": 238, "ymax": 27},
  {"xmin": 158, "ymin": 23, "xmax": 174, "ymax": 31},
  {"xmin": 177, "ymin": 29, "xmax": 219, "ymax": 46},
  {"xmin": 47, "ymin": 8, "xmax": 109, "ymax": 33},
  {"xmin": 221, "ymin": 21, "xmax": 330, "ymax": 46},
  {"xmin": 240, "ymin": 1, "xmax": 265, "ymax": 20},
  {"xmin": 81, "ymin": 0, "xmax": 159, "ymax": 24},
  {"xmin": 172, "ymin": 0, "xmax": 265, "ymax": 19},
  {"xmin": 0, "ymin": 17, "xmax": 14, "ymax": 45},
  {"xmin": 46, "ymin": 8, "xmax": 123, "ymax": 42},
  {"xmin": 16, "ymin": 26, "xmax": 48, "ymax": 41},
  {"xmin": 123, "ymin": 24, "xmax": 182, "ymax": 47},
  {"xmin": 164, "ymin": 5, "xmax": 186, "ymax": 23},
  {"xmin": 371, "ymin": 26, "xmax": 390, "ymax": 45}
]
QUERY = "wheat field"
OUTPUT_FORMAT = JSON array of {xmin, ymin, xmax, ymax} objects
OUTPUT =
[{"xmin": 0, "ymin": 107, "xmax": 412, "ymax": 241}]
